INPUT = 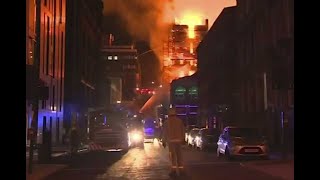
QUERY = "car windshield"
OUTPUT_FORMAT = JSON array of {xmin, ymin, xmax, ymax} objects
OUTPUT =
[
  {"xmin": 191, "ymin": 129, "xmax": 200, "ymax": 135},
  {"xmin": 228, "ymin": 128, "xmax": 261, "ymax": 138}
]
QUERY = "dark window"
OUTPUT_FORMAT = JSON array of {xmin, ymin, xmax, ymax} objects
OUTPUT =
[
  {"xmin": 60, "ymin": 32, "xmax": 64, "ymax": 112},
  {"xmin": 56, "ymin": 118, "xmax": 60, "ymax": 143},
  {"xmin": 42, "ymin": 100, "xmax": 45, "ymax": 109},
  {"xmin": 46, "ymin": 16, "xmax": 50, "ymax": 75},
  {"xmin": 50, "ymin": 117, "xmax": 53, "ymax": 131},
  {"xmin": 52, "ymin": 86, "xmax": 55, "ymax": 111},
  {"xmin": 43, "ymin": 116, "xmax": 47, "ymax": 134}
]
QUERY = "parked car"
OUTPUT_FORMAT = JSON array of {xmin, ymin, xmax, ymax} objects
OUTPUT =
[
  {"xmin": 195, "ymin": 128, "xmax": 220, "ymax": 151},
  {"xmin": 217, "ymin": 126, "xmax": 269, "ymax": 160},
  {"xmin": 185, "ymin": 125, "xmax": 197, "ymax": 142},
  {"xmin": 187, "ymin": 128, "xmax": 200, "ymax": 147}
]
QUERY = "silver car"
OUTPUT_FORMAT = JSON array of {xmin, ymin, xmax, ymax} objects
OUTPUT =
[
  {"xmin": 217, "ymin": 126, "xmax": 269, "ymax": 160},
  {"xmin": 187, "ymin": 128, "xmax": 200, "ymax": 147}
]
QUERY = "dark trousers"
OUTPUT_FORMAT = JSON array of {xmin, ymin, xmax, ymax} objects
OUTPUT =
[{"xmin": 168, "ymin": 142, "xmax": 183, "ymax": 169}]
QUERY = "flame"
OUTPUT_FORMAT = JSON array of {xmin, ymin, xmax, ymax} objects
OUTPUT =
[
  {"xmin": 190, "ymin": 42, "xmax": 194, "ymax": 54},
  {"xmin": 179, "ymin": 14, "xmax": 202, "ymax": 39},
  {"xmin": 103, "ymin": 0, "xmax": 237, "ymax": 85},
  {"xmin": 179, "ymin": 71, "xmax": 185, "ymax": 78},
  {"xmin": 188, "ymin": 70, "xmax": 195, "ymax": 76}
]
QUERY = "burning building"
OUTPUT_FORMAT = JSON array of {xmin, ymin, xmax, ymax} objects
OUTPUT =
[{"xmin": 162, "ymin": 19, "xmax": 209, "ymax": 84}]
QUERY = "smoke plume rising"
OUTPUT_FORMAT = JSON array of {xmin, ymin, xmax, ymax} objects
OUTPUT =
[{"xmin": 103, "ymin": 0, "xmax": 236, "ymax": 74}]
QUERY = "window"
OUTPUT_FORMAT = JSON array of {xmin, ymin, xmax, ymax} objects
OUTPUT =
[
  {"xmin": 108, "ymin": 56, "xmax": 112, "ymax": 60},
  {"xmin": 59, "ymin": 0, "xmax": 62, "ymax": 23},
  {"xmin": 50, "ymin": 117, "xmax": 53, "ymax": 131},
  {"xmin": 42, "ymin": 100, "xmax": 45, "ymax": 109},
  {"xmin": 52, "ymin": 18, "xmax": 56, "ymax": 78},
  {"xmin": 60, "ymin": 32, "xmax": 64, "ymax": 112},
  {"xmin": 42, "ymin": 116, "xmax": 47, "ymax": 133},
  {"xmin": 56, "ymin": 117, "xmax": 60, "ymax": 143},
  {"xmin": 52, "ymin": 86, "xmax": 55, "ymax": 111},
  {"xmin": 46, "ymin": 16, "xmax": 50, "ymax": 75},
  {"xmin": 27, "ymin": 39, "xmax": 35, "ymax": 65}
]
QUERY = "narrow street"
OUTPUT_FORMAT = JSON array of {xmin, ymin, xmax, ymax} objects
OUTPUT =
[{"xmin": 45, "ymin": 140, "xmax": 284, "ymax": 180}]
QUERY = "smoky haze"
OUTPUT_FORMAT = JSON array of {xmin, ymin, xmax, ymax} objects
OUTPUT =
[
  {"xmin": 103, "ymin": 0, "xmax": 169, "ymax": 70},
  {"xmin": 103, "ymin": 0, "xmax": 236, "ymax": 73}
]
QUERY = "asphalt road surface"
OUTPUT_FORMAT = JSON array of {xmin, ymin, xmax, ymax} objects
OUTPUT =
[{"xmin": 45, "ymin": 139, "xmax": 283, "ymax": 180}]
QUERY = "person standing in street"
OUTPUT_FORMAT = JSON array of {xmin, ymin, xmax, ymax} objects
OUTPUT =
[
  {"xmin": 69, "ymin": 127, "xmax": 80, "ymax": 157},
  {"xmin": 162, "ymin": 107, "xmax": 185, "ymax": 176}
]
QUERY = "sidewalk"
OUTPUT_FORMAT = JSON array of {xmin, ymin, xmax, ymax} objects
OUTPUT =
[
  {"xmin": 26, "ymin": 146, "xmax": 70, "ymax": 180},
  {"xmin": 26, "ymin": 144, "xmax": 89, "ymax": 159},
  {"xmin": 26, "ymin": 163, "xmax": 67, "ymax": 180}
]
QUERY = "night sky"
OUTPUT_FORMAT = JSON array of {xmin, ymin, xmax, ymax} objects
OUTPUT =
[{"xmin": 102, "ymin": 13, "xmax": 160, "ymax": 87}]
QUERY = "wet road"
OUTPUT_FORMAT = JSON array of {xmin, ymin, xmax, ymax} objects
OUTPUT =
[{"xmin": 45, "ymin": 139, "xmax": 283, "ymax": 180}]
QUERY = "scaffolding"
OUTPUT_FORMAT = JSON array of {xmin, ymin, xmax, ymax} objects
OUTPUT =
[{"xmin": 162, "ymin": 20, "xmax": 209, "ymax": 84}]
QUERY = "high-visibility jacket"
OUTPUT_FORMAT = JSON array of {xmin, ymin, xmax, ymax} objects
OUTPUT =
[{"xmin": 163, "ymin": 116, "xmax": 185, "ymax": 143}]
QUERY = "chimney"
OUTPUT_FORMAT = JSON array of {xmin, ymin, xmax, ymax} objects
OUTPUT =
[
  {"xmin": 205, "ymin": 19, "xmax": 209, "ymax": 30},
  {"xmin": 109, "ymin": 34, "xmax": 114, "ymax": 46}
]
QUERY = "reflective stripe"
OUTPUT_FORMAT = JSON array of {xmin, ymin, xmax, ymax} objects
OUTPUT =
[
  {"xmin": 178, "ymin": 166, "xmax": 184, "ymax": 169},
  {"xmin": 171, "ymin": 166, "xmax": 177, "ymax": 169}
]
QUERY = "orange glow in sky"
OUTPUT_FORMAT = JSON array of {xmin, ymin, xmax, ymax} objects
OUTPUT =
[{"xmin": 163, "ymin": 0, "xmax": 236, "ymax": 28}]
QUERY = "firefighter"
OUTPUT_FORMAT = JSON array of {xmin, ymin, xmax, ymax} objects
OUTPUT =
[{"xmin": 162, "ymin": 107, "xmax": 185, "ymax": 176}]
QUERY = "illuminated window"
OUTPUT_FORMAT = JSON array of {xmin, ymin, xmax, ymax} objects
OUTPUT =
[
  {"xmin": 179, "ymin": 60, "xmax": 184, "ymax": 65},
  {"xmin": 114, "ymin": 56, "xmax": 118, "ymax": 60},
  {"xmin": 189, "ymin": 86, "xmax": 198, "ymax": 95},
  {"xmin": 108, "ymin": 56, "xmax": 112, "ymax": 60},
  {"xmin": 175, "ymin": 86, "xmax": 186, "ymax": 100}
]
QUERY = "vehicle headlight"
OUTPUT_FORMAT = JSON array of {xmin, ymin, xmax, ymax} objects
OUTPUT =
[
  {"xmin": 195, "ymin": 136, "xmax": 201, "ymax": 142},
  {"xmin": 131, "ymin": 132, "xmax": 142, "ymax": 142}
]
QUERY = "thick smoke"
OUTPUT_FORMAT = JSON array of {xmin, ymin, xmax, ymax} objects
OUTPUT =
[
  {"xmin": 103, "ymin": 0, "xmax": 236, "ymax": 75},
  {"xmin": 103, "ymin": 0, "xmax": 171, "ymax": 70}
]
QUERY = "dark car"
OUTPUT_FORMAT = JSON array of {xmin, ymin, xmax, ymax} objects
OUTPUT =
[{"xmin": 195, "ymin": 128, "xmax": 220, "ymax": 150}]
